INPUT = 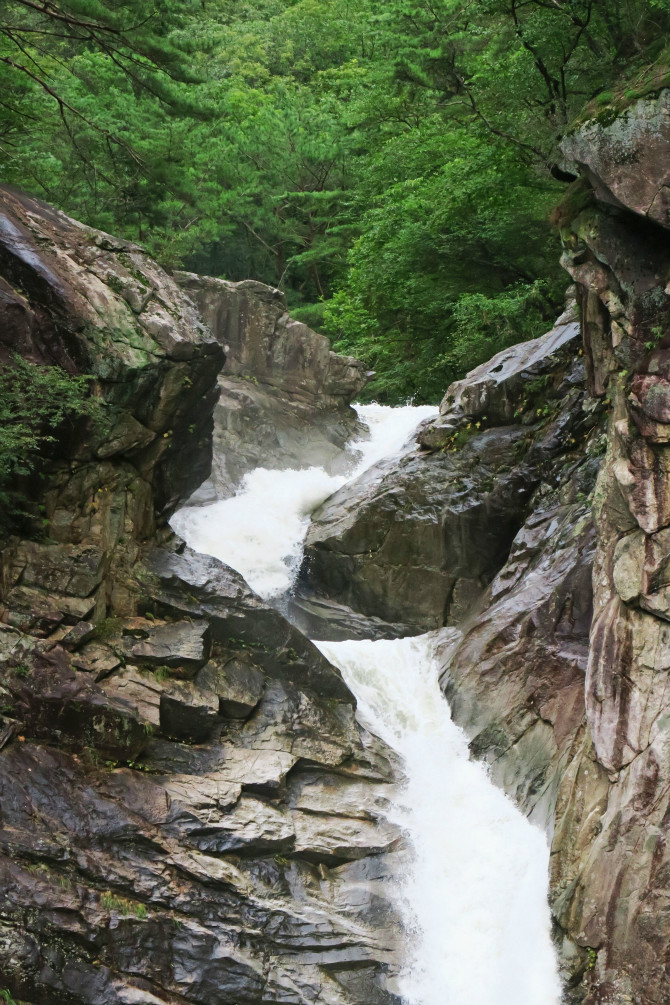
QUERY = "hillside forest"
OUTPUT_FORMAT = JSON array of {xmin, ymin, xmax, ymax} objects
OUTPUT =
[{"xmin": 2, "ymin": 0, "xmax": 670, "ymax": 402}]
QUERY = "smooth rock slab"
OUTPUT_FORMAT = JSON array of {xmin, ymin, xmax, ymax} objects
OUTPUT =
[{"xmin": 124, "ymin": 619, "xmax": 211, "ymax": 673}]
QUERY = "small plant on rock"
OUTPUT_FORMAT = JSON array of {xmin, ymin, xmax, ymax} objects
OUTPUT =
[{"xmin": 101, "ymin": 891, "xmax": 148, "ymax": 918}]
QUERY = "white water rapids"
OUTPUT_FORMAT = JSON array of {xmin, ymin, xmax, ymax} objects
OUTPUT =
[{"xmin": 172, "ymin": 403, "xmax": 562, "ymax": 1005}]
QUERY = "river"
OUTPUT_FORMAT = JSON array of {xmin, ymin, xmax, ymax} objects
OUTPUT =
[{"xmin": 171, "ymin": 403, "xmax": 562, "ymax": 1005}]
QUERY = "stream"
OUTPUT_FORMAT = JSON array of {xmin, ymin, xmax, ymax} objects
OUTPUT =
[{"xmin": 172, "ymin": 403, "xmax": 562, "ymax": 1005}]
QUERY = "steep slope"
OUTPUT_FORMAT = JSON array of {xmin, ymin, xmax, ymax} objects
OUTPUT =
[
  {"xmin": 0, "ymin": 190, "xmax": 402, "ymax": 1005},
  {"xmin": 174, "ymin": 273, "xmax": 368, "ymax": 498}
]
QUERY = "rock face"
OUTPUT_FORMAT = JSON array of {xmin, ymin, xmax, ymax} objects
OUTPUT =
[
  {"xmin": 302, "ymin": 304, "xmax": 594, "ymax": 631},
  {"xmin": 0, "ymin": 186, "xmax": 224, "ymax": 625},
  {"xmin": 302, "ymin": 90, "xmax": 670, "ymax": 1002},
  {"xmin": 540, "ymin": 93, "xmax": 670, "ymax": 1004},
  {"xmin": 0, "ymin": 193, "xmax": 403, "ymax": 1005},
  {"xmin": 175, "ymin": 274, "xmax": 368, "ymax": 497},
  {"xmin": 561, "ymin": 90, "xmax": 670, "ymax": 226}
]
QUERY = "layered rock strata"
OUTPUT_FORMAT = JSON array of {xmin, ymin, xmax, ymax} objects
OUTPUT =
[
  {"xmin": 175, "ymin": 274, "xmax": 368, "ymax": 498},
  {"xmin": 302, "ymin": 89, "xmax": 670, "ymax": 1005},
  {"xmin": 0, "ymin": 191, "xmax": 402, "ymax": 1005}
]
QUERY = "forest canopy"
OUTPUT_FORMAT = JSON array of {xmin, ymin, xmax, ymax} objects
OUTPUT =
[{"xmin": 2, "ymin": 0, "xmax": 670, "ymax": 401}]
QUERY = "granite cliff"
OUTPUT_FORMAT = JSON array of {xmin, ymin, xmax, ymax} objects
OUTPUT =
[
  {"xmin": 301, "ymin": 90, "xmax": 670, "ymax": 1004},
  {"xmin": 0, "ymin": 189, "xmax": 401, "ymax": 1005}
]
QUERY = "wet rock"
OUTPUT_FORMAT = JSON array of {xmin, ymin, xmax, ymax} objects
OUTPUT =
[
  {"xmin": 420, "ymin": 302, "xmax": 580, "ymax": 446},
  {"xmin": 286, "ymin": 591, "xmax": 417, "ymax": 642},
  {"xmin": 302, "ymin": 304, "xmax": 592, "ymax": 632},
  {"xmin": 159, "ymin": 682, "xmax": 220, "ymax": 743},
  {"xmin": 0, "ymin": 190, "xmax": 400, "ymax": 1005},
  {"xmin": 122, "ymin": 619, "xmax": 211, "ymax": 674},
  {"xmin": 303, "ymin": 426, "xmax": 549, "ymax": 630},
  {"xmin": 174, "ymin": 273, "xmax": 368, "ymax": 495},
  {"xmin": 144, "ymin": 545, "xmax": 354, "ymax": 703},
  {"xmin": 0, "ymin": 643, "xmax": 148, "ymax": 758},
  {"xmin": 431, "ymin": 93, "xmax": 670, "ymax": 1003},
  {"xmin": 196, "ymin": 656, "xmax": 264, "ymax": 718},
  {"xmin": 0, "ymin": 187, "xmax": 224, "ymax": 520}
]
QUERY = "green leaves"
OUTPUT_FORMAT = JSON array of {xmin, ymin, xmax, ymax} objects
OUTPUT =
[
  {"xmin": 2, "ymin": 0, "xmax": 669, "ymax": 403},
  {"xmin": 0, "ymin": 356, "xmax": 103, "ymax": 530}
]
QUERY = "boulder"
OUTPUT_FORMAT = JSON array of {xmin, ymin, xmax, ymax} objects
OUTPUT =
[
  {"xmin": 421, "ymin": 301, "xmax": 580, "ymax": 446},
  {"xmin": 174, "ymin": 274, "xmax": 366, "ymax": 410},
  {"xmin": 302, "ymin": 318, "xmax": 593, "ymax": 632}
]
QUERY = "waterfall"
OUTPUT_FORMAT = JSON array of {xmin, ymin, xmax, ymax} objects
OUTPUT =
[
  {"xmin": 171, "ymin": 403, "xmax": 436, "ymax": 598},
  {"xmin": 316, "ymin": 634, "xmax": 562, "ymax": 1005},
  {"xmin": 172, "ymin": 403, "xmax": 562, "ymax": 1005}
]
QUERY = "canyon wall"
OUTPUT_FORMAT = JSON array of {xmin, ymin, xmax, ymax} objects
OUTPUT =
[
  {"xmin": 0, "ymin": 190, "xmax": 401, "ymax": 1005},
  {"xmin": 302, "ymin": 91, "xmax": 670, "ymax": 1005},
  {"xmin": 174, "ymin": 273, "xmax": 368, "ymax": 498}
]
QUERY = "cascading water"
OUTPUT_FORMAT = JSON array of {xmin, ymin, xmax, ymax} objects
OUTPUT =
[
  {"xmin": 316, "ymin": 634, "xmax": 562, "ymax": 1005},
  {"xmin": 171, "ymin": 403, "xmax": 562, "ymax": 1005},
  {"xmin": 171, "ymin": 403, "xmax": 437, "ymax": 597}
]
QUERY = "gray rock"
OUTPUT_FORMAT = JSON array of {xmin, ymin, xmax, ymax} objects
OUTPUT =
[
  {"xmin": 159, "ymin": 682, "xmax": 220, "ymax": 742},
  {"xmin": 421, "ymin": 302, "xmax": 580, "ymax": 444},
  {"xmin": 144, "ymin": 545, "xmax": 355, "ymax": 703},
  {"xmin": 302, "ymin": 309, "xmax": 592, "ymax": 632},
  {"xmin": 174, "ymin": 273, "xmax": 368, "ymax": 495},
  {"xmin": 561, "ymin": 90, "xmax": 670, "ymax": 228},
  {"xmin": 196, "ymin": 656, "xmax": 265, "ymax": 718},
  {"xmin": 302, "ymin": 426, "xmax": 539, "ymax": 629},
  {"xmin": 0, "ymin": 189, "xmax": 400, "ymax": 1005},
  {"xmin": 123, "ymin": 619, "xmax": 211, "ymax": 673}
]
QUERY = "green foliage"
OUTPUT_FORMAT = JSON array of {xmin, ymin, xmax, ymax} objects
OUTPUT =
[
  {"xmin": 92, "ymin": 616, "xmax": 123, "ymax": 641},
  {"xmin": 0, "ymin": 355, "xmax": 102, "ymax": 530},
  {"xmin": 101, "ymin": 890, "xmax": 148, "ymax": 917},
  {"xmin": 1, "ymin": 0, "xmax": 669, "ymax": 400}
]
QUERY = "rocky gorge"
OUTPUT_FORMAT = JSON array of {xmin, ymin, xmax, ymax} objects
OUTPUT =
[
  {"xmin": 0, "ymin": 187, "xmax": 402, "ymax": 1005},
  {"xmin": 2, "ymin": 87, "xmax": 670, "ymax": 1005},
  {"xmin": 301, "ymin": 90, "xmax": 670, "ymax": 1004}
]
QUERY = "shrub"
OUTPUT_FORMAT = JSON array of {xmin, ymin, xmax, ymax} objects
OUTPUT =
[{"xmin": 0, "ymin": 354, "xmax": 103, "ymax": 532}]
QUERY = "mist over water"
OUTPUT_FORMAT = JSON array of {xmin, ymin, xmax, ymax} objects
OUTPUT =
[{"xmin": 171, "ymin": 402, "xmax": 562, "ymax": 1005}]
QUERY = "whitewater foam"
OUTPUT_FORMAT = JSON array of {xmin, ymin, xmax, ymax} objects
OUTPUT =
[
  {"xmin": 316, "ymin": 634, "xmax": 562, "ymax": 1005},
  {"xmin": 171, "ymin": 399, "xmax": 561, "ymax": 1005},
  {"xmin": 171, "ymin": 402, "xmax": 436, "ymax": 598}
]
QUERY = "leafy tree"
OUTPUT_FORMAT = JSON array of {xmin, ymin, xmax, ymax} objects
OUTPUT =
[{"xmin": 2, "ymin": 0, "xmax": 670, "ymax": 401}]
